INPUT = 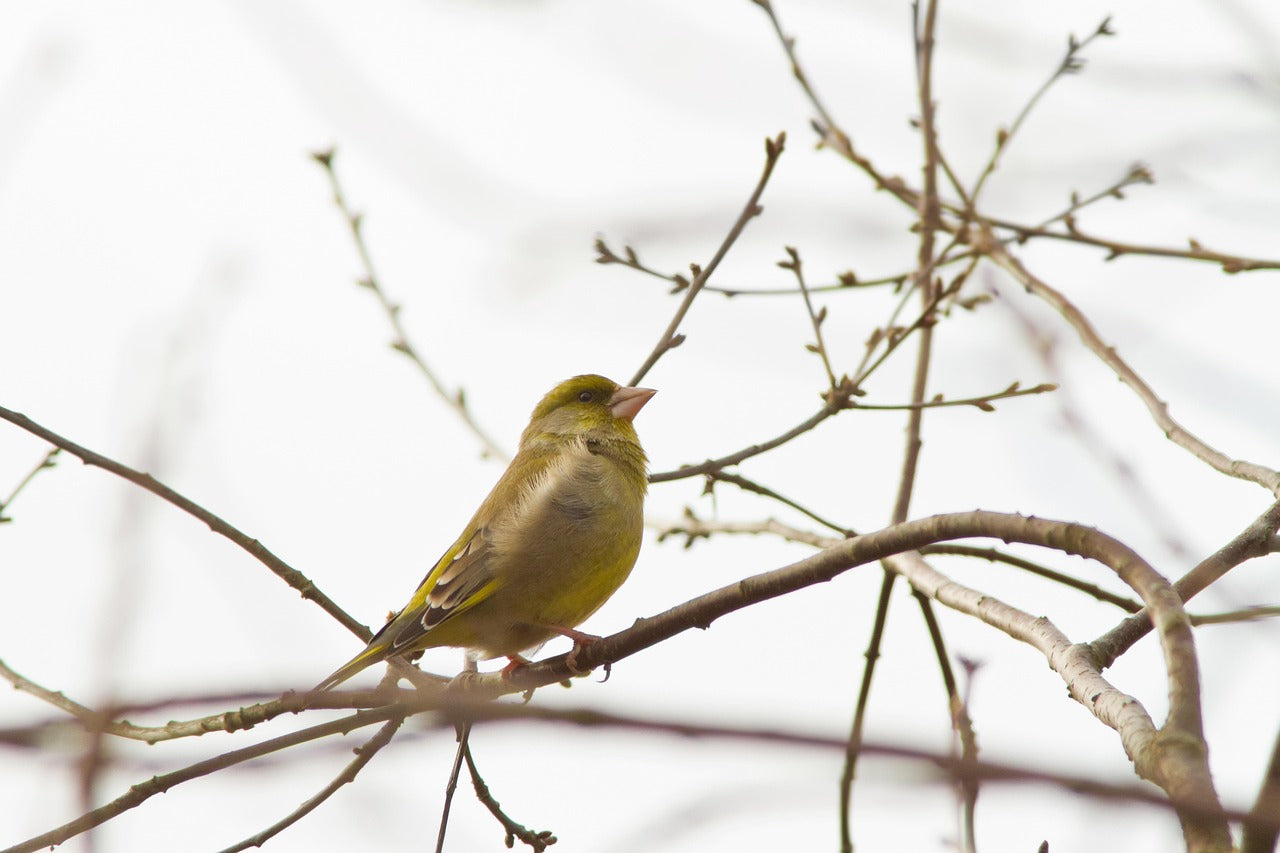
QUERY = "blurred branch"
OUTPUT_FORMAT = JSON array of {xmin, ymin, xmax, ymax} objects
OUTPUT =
[
  {"xmin": 312, "ymin": 148, "xmax": 508, "ymax": 462},
  {"xmin": 0, "ymin": 656, "xmax": 448, "ymax": 747},
  {"xmin": 4, "ymin": 706, "xmax": 411, "ymax": 853},
  {"xmin": 1190, "ymin": 605, "xmax": 1280, "ymax": 626},
  {"xmin": 9, "ymin": 689, "xmax": 1268, "ymax": 853},
  {"xmin": 628, "ymin": 132, "xmax": 787, "ymax": 387},
  {"xmin": 0, "ymin": 404, "xmax": 370, "ymax": 642},
  {"xmin": 1242, "ymin": 719, "xmax": 1280, "ymax": 853},
  {"xmin": 448, "ymin": 703, "xmax": 1262, "ymax": 834},
  {"xmin": 0, "ymin": 447, "xmax": 59, "ymax": 523}
]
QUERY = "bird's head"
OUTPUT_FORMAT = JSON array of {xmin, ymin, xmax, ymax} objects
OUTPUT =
[{"xmin": 522, "ymin": 374, "xmax": 655, "ymax": 445}]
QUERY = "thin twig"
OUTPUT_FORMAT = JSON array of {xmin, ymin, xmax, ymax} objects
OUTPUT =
[
  {"xmin": 1090, "ymin": 500, "xmax": 1280, "ymax": 668},
  {"xmin": 595, "ymin": 238, "xmax": 906, "ymax": 297},
  {"xmin": 840, "ymin": 571, "xmax": 895, "ymax": 853},
  {"xmin": 850, "ymin": 381, "xmax": 1056, "ymax": 412},
  {"xmin": 989, "ymin": 214, "xmax": 1280, "ymax": 274},
  {"xmin": 652, "ymin": 512, "xmax": 835, "ymax": 550},
  {"xmin": 1190, "ymin": 606, "xmax": 1280, "ymax": 626},
  {"xmin": 977, "ymin": 229, "xmax": 1280, "ymax": 496},
  {"xmin": 702, "ymin": 471, "xmax": 854, "ymax": 537},
  {"xmin": 435, "ymin": 723, "xmax": 471, "ymax": 853},
  {"xmin": 311, "ymin": 148, "xmax": 508, "ymax": 462},
  {"xmin": 463, "ymin": 738, "xmax": 557, "ymax": 851},
  {"xmin": 217, "ymin": 716, "xmax": 406, "ymax": 853},
  {"xmin": 628, "ymin": 132, "xmax": 787, "ymax": 386},
  {"xmin": 0, "ymin": 404, "xmax": 370, "ymax": 641},
  {"xmin": 996, "ymin": 276, "xmax": 1192, "ymax": 557},
  {"xmin": 648, "ymin": 399, "xmax": 841, "ymax": 484},
  {"xmin": 778, "ymin": 245, "xmax": 838, "ymax": 388},
  {"xmin": 1028, "ymin": 163, "xmax": 1155, "ymax": 232},
  {"xmin": 922, "ymin": 544, "xmax": 1142, "ymax": 612},
  {"xmin": 968, "ymin": 17, "xmax": 1115, "ymax": 205},
  {"xmin": 752, "ymin": 0, "xmax": 917, "ymax": 205},
  {"xmin": 0, "ymin": 447, "xmax": 59, "ymax": 523}
]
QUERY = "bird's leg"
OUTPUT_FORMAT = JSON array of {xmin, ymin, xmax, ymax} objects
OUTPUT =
[
  {"xmin": 545, "ymin": 626, "xmax": 603, "ymax": 676},
  {"xmin": 499, "ymin": 653, "xmax": 532, "ymax": 680}
]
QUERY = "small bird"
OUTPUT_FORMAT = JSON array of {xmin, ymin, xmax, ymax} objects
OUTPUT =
[{"xmin": 314, "ymin": 374, "xmax": 655, "ymax": 692}]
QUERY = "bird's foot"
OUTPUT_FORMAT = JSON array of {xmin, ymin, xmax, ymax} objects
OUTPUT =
[
  {"xmin": 547, "ymin": 626, "xmax": 602, "ymax": 677},
  {"xmin": 499, "ymin": 654, "xmax": 532, "ymax": 681}
]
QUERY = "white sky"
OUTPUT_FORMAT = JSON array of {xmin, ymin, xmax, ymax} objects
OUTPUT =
[{"xmin": 2, "ymin": 1, "xmax": 1279, "ymax": 851}]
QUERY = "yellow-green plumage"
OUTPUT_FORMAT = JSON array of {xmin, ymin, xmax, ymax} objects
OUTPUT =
[{"xmin": 314, "ymin": 374, "xmax": 653, "ymax": 691}]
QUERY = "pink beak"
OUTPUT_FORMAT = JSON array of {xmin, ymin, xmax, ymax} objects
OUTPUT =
[{"xmin": 609, "ymin": 386, "xmax": 656, "ymax": 422}]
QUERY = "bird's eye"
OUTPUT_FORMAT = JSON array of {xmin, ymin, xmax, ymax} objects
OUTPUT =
[{"xmin": 577, "ymin": 391, "xmax": 593, "ymax": 403}]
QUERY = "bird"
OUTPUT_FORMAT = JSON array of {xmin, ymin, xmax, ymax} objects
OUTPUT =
[{"xmin": 313, "ymin": 374, "xmax": 655, "ymax": 692}]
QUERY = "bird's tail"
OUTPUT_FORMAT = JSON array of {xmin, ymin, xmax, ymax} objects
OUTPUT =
[{"xmin": 311, "ymin": 641, "xmax": 390, "ymax": 693}]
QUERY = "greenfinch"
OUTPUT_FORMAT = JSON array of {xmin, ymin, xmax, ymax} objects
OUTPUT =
[{"xmin": 314, "ymin": 374, "xmax": 654, "ymax": 691}]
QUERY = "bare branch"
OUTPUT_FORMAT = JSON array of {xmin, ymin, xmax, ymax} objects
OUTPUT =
[
  {"xmin": 216, "ymin": 716, "xmax": 406, "ymax": 853},
  {"xmin": 850, "ymin": 381, "xmax": 1056, "ymax": 412},
  {"xmin": 0, "ymin": 405, "xmax": 370, "ymax": 641},
  {"xmin": 778, "ymin": 245, "xmax": 838, "ymax": 389},
  {"xmin": 969, "ymin": 17, "xmax": 1116, "ymax": 204},
  {"xmin": 312, "ymin": 148, "xmax": 508, "ymax": 462},
  {"xmin": 0, "ymin": 447, "xmax": 59, "ymax": 523},
  {"xmin": 463, "ymin": 738, "xmax": 557, "ymax": 852},
  {"xmin": 648, "ymin": 398, "xmax": 841, "ymax": 483},
  {"xmin": 596, "ymin": 238, "xmax": 907, "ymax": 297},
  {"xmin": 628, "ymin": 132, "xmax": 787, "ymax": 386},
  {"xmin": 977, "ymin": 230, "xmax": 1280, "ymax": 496},
  {"xmin": 752, "ymin": 0, "xmax": 917, "ymax": 205},
  {"xmin": 1091, "ymin": 500, "xmax": 1280, "ymax": 668}
]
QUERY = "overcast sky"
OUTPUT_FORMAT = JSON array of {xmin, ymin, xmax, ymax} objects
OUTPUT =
[{"xmin": 2, "ymin": 2, "xmax": 1279, "ymax": 851}]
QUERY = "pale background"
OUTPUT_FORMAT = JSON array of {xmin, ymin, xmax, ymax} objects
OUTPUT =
[{"xmin": 1, "ymin": 1, "xmax": 1278, "ymax": 851}]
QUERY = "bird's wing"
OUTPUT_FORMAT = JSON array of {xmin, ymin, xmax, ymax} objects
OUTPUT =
[
  {"xmin": 312, "ymin": 444, "xmax": 561, "ymax": 692},
  {"xmin": 378, "ymin": 524, "xmax": 500, "ymax": 655},
  {"xmin": 311, "ymin": 525, "xmax": 500, "ymax": 692}
]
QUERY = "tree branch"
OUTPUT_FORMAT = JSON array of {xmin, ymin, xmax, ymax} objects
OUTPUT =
[{"xmin": 0, "ymin": 405, "xmax": 370, "ymax": 641}]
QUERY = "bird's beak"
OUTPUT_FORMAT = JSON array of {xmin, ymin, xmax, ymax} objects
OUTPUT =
[{"xmin": 609, "ymin": 386, "xmax": 656, "ymax": 422}]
